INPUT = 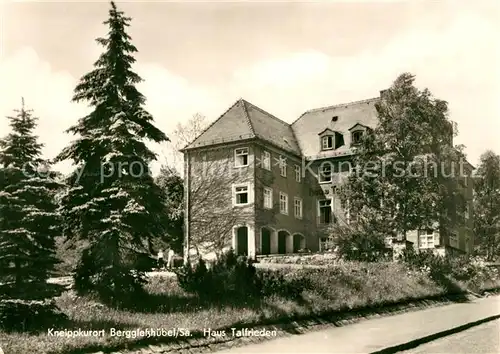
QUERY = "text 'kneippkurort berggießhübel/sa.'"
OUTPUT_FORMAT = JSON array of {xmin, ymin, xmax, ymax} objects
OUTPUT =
[{"xmin": 47, "ymin": 327, "xmax": 278, "ymax": 339}]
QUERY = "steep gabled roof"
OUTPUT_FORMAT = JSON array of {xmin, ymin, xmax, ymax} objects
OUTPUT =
[
  {"xmin": 348, "ymin": 123, "xmax": 370, "ymax": 131},
  {"xmin": 182, "ymin": 99, "xmax": 255, "ymax": 151},
  {"xmin": 182, "ymin": 99, "xmax": 301, "ymax": 155},
  {"xmin": 243, "ymin": 100, "xmax": 301, "ymax": 155},
  {"xmin": 291, "ymin": 97, "xmax": 380, "ymax": 158},
  {"xmin": 318, "ymin": 128, "xmax": 335, "ymax": 135}
]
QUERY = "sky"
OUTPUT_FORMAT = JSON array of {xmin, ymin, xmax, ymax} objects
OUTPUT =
[{"xmin": 1, "ymin": 0, "xmax": 499, "ymax": 175}]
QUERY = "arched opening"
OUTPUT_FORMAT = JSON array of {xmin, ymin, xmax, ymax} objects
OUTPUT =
[
  {"xmin": 261, "ymin": 228, "xmax": 272, "ymax": 255},
  {"xmin": 293, "ymin": 234, "xmax": 305, "ymax": 253},
  {"xmin": 235, "ymin": 226, "xmax": 248, "ymax": 255},
  {"xmin": 277, "ymin": 230, "xmax": 289, "ymax": 254}
]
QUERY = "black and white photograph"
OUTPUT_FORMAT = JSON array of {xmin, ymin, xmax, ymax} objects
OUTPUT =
[{"xmin": 0, "ymin": 1, "xmax": 499, "ymax": 353}]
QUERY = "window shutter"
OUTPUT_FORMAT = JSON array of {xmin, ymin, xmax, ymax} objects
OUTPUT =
[
  {"xmin": 434, "ymin": 232, "xmax": 440, "ymax": 246},
  {"xmin": 231, "ymin": 186, "xmax": 236, "ymax": 205},
  {"xmin": 249, "ymin": 183, "xmax": 254, "ymax": 204},
  {"xmin": 335, "ymin": 132, "xmax": 344, "ymax": 149}
]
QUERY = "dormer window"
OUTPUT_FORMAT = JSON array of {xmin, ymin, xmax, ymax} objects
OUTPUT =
[
  {"xmin": 321, "ymin": 135, "xmax": 334, "ymax": 150},
  {"xmin": 319, "ymin": 129, "xmax": 344, "ymax": 151},
  {"xmin": 348, "ymin": 124, "xmax": 370, "ymax": 147},
  {"xmin": 351, "ymin": 131, "xmax": 363, "ymax": 145}
]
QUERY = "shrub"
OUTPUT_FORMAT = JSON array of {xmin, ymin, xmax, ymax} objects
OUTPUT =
[
  {"xmin": 449, "ymin": 256, "xmax": 500, "ymax": 291},
  {"xmin": 332, "ymin": 224, "xmax": 388, "ymax": 262},
  {"xmin": 0, "ymin": 300, "xmax": 68, "ymax": 333},
  {"xmin": 400, "ymin": 250, "xmax": 500, "ymax": 293},
  {"xmin": 175, "ymin": 258, "xmax": 211, "ymax": 296},
  {"xmin": 73, "ymin": 249, "xmax": 148, "ymax": 307},
  {"xmin": 175, "ymin": 249, "xmax": 261, "ymax": 300},
  {"xmin": 399, "ymin": 248, "xmax": 452, "ymax": 279}
]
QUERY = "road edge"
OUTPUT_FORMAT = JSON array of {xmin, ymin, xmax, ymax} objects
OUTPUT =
[
  {"xmin": 370, "ymin": 313, "xmax": 500, "ymax": 354},
  {"xmin": 78, "ymin": 288, "xmax": 500, "ymax": 354}
]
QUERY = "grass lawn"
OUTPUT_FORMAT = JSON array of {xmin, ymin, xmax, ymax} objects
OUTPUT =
[{"xmin": 0, "ymin": 261, "xmax": 498, "ymax": 354}]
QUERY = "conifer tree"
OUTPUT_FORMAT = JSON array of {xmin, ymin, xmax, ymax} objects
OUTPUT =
[
  {"xmin": 55, "ymin": 1, "xmax": 169, "ymax": 304},
  {"xmin": 0, "ymin": 98, "xmax": 62, "ymax": 301}
]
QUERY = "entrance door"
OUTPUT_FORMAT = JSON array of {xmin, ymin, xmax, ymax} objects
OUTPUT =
[
  {"xmin": 261, "ymin": 228, "xmax": 271, "ymax": 255},
  {"xmin": 293, "ymin": 234, "xmax": 302, "ymax": 253},
  {"xmin": 278, "ymin": 232, "xmax": 287, "ymax": 254}
]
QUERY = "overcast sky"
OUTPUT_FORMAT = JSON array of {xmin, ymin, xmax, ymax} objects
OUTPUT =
[{"xmin": 1, "ymin": 0, "xmax": 499, "ymax": 174}]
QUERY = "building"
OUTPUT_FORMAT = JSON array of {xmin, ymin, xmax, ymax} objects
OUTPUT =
[{"xmin": 181, "ymin": 91, "xmax": 474, "ymax": 260}]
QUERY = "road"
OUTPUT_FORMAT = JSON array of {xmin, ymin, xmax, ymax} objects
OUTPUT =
[
  {"xmin": 215, "ymin": 295, "xmax": 500, "ymax": 353},
  {"xmin": 400, "ymin": 319, "xmax": 500, "ymax": 354}
]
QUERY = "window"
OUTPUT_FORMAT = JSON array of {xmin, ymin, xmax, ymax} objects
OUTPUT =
[
  {"xmin": 234, "ymin": 147, "xmax": 249, "ymax": 167},
  {"xmin": 294, "ymin": 197, "xmax": 303, "ymax": 219},
  {"xmin": 319, "ymin": 163, "xmax": 332, "ymax": 183},
  {"xmin": 295, "ymin": 165, "xmax": 301, "ymax": 182},
  {"xmin": 263, "ymin": 187, "xmax": 273, "ymax": 209},
  {"xmin": 321, "ymin": 135, "xmax": 334, "ymax": 150},
  {"xmin": 419, "ymin": 229, "xmax": 435, "ymax": 249},
  {"xmin": 233, "ymin": 184, "xmax": 249, "ymax": 205},
  {"xmin": 318, "ymin": 199, "xmax": 333, "ymax": 224},
  {"xmin": 351, "ymin": 131, "xmax": 363, "ymax": 145},
  {"xmin": 279, "ymin": 192, "xmax": 288, "ymax": 215},
  {"xmin": 279, "ymin": 155, "xmax": 287, "ymax": 177},
  {"xmin": 339, "ymin": 161, "xmax": 351, "ymax": 172},
  {"xmin": 465, "ymin": 204, "xmax": 470, "ymax": 219},
  {"xmin": 262, "ymin": 151, "xmax": 271, "ymax": 170}
]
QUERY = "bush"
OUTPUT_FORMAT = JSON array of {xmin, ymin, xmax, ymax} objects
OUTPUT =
[
  {"xmin": 175, "ymin": 258, "xmax": 211, "ymax": 296},
  {"xmin": 400, "ymin": 249, "xmax": 500, "ymax": 293},
  {"xmin": 0, "ymin": 300, "xmax": 68, "ymax": 333},
  {"xmin": 448, "ymin": 256, "xmax": 500, "ymax": 291},
  {"xmin": 175, "ymin": 249, "xmax": 261, "ymax": 300},
  {"xmin": 332, "ymin": 225, "xmax": 388, "ymax": 262},
  {"xmin": 73, "ymin": 248, "xmax": 148, "ymax": 307},
  {"xmin": 399, "ymin": 248, "xmax": 452, "ymax": 279}
]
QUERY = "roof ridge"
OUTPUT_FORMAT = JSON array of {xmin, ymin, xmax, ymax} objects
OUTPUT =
[
  {"xmin": 243, "ymin": 99, "xmax": 303, "ymax": 156},
  {"xmin": 181, "ymin": 99, "xmax": 244, "ymax": 151},
  {"xmin": 242, "ymin": 99, "xmax": 292, "ymax": 127},
  {"xmin": 291, "ymin": 96, "xmax": 380, "ymax": 125},
  {"xmin": 240, "ymin": 99, "xmax": 256, "ymax": 136}
]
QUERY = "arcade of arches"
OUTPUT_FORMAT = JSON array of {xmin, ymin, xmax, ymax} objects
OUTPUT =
[{"xmin": 233, "ymin": 225, "xmax": 306, "ymax": 256}]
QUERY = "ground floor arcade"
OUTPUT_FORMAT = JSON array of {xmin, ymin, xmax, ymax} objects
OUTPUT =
[{"xmin": 232, "ymin": 224, "xmax": 307, "ymax": 257}]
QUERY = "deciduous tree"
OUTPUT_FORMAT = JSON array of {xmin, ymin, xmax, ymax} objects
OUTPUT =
[
  {"xmin": 473, "ymin": 150, "xmax": 500, "ymax": 260},
  {"xmin": 340, "ymin": 73, "xmax": 467, "ymax": 251}
]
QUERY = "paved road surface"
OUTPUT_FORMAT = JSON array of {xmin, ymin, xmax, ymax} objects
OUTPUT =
[
  {"xmin": 400, "ymin": 319, "xmax": 500, "ymax": 354},
  {"xmin": 215, "ymin": 295, "xmax": 500, "ymax": 353}
]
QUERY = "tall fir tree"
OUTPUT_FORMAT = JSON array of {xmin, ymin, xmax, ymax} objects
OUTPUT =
[
  {"xmin": 0, "ymin": 98, "xmax": 62, "ymax": 301},
  {"xmin": 55, "ymin": 1, "xmax": 169, "ymax": 304},
  {"xmin": 340, "ymin": 73, "xmax": 466, "ymax": 253},
  {"xmin": 473, "ymin": 150, "xmax": 500, "ymax": 260}
]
